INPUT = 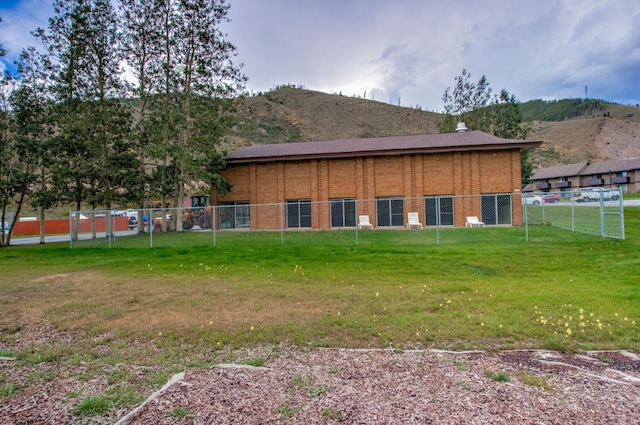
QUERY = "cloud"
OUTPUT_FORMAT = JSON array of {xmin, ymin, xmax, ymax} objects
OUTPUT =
[
  {"xmin": 0, "ymin": 0, "xmax": 53, "ymax": 74},
  {"xmin": 1, "ymin": 0, "xmax": 638, "ymax": 107}
]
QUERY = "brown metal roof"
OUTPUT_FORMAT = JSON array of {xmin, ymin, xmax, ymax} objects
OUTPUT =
[
  {"xmin": 531, "ymin": 162, "xmax": 589, "ymax": 180},
  {"xmin": 580, "ymin": 158, "xmax": 640, "ymax": 175},
  {"xmin": 226, "ymin": 131, "xmax": 541, "ymax": 163},
  {"xmin": 532, "ymin": 158, "xmax": 640, "ymax": 180}
]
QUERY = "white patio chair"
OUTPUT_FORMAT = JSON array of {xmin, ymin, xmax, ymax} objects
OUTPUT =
[
  {"xmin": 406, "ymin": 212, "xmax": 423, "ymax": 229},
  {"xmin": 358, "ymin": 215, "xmax": 373, "ymax": 229},
  {"xmin": 465, "ymin": 216, "xmax": 485, "ymax": 228}
]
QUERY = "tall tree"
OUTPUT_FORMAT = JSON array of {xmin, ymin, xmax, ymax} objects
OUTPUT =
[
  {"xmin": 119, "ymin": 0, "xmax": 164, "ymax": 231},
  {"xmin": 492, "ymin": 89, "xmax": 532, "ymax": 185},
  {"xmin": 439, "ymin": 69, "xmax": 493, "ymax": 133},
  {"xmin": 137, "ymin": 0, "xmax": 245, "ymax": 231},
  {"xmin": 439, "ymin": 69, "xmax": 532, "ymax": 185},
  {"xmin": 82, "ymin": 0, "xmax": 135, "ymax": 212},
  {"xmin": 0, "ymin": 79, "xmax": 20, "ymax": 248},
  {"xmin": 170, "ymin": 0, "xmax": 245, "ymax": 227},
  {"xmin": 34, "ymin": 0, "xmax": 95, "ymax": 222},
  {"xmin": 11, "ymin": 47, "xmax": 57, "ymax": 244},
  {"xmin": 0, "ymin": 26, "xmax": 16, "ymax": 246},
  {"xmin": 36, "ymin": 0, "xmax": 135, "ymax": 238}
]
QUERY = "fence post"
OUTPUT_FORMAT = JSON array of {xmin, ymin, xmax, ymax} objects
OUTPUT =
[
  {"xmin": 599, "ymin": 194, "xmax": 605, "ymax": 237},
  {"xmin": 523, "ymin": 197, "xmax": 529, "ymax": 243},
  {"xmin": 435, "ymin": 196, "xmax": 440, "ymax": 245},
  {"xmin": 280, "ymin": 203, "xmax": 284, "ymax": 245},
  {"xmin": 107, "ymin": 210, "xmax": 112, "ymax": 248},
  {"xmin": 571, "ymin": 196, "xmax": 576, "ymax": 233},
  {"xmin": 69, "ymin": 211, "xmax": 73, "ymax": 248},
  {"xmin": 150, "ymin": 208, "xmax": 154, "ymax": 248},
  {"xmin": 619, "ymin": 188, "xmax": 625, "ymax": 240},
  {"xmin": 355, "ymin": 201, "xmax": 359, "ymax": 246},
  {"xmin": 212, "ymin": 206, "xmax": 217, "ymax": 247}
]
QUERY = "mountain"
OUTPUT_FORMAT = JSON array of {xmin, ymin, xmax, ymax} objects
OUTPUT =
[{"xmin": 225, "ymin": 87, "xmax": 640, "ymax": 169}]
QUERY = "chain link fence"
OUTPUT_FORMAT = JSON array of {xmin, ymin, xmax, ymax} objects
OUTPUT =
[{"xmin": 70, "ymin": 189, "xmax": 625, "ymax": 248}]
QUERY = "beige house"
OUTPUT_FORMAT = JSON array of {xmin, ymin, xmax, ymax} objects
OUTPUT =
[{"xmin": 529, "ymin": 158, "xmax": 640, "ymax": 195}]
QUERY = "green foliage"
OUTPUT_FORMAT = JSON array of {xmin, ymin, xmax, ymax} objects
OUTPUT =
[
  {"xmin": 453, "ymin": 359, "xmax": 468, "ymax": 371},
  {"xmin": 241, "ymin": 357, "xmax": 266, "ymax": 367},
  {"xmin": 230, "ymin": 118, "xmax": 302, "ymax": 145},
  {"xmin": 72, "ymin": 395, "xmax": 112, "ymax": 416},
  {"xmin": 29, "ymin": 370, "xmax": 57, "ymax": 383},
  {"xmin": 517, "ymin": 373, "xmax": 554, "ymax": 391},
  {"xmin": 17, "ymin": 346, "xmax": 67, "ymax": 366},
  {"xmin": 521, "ymin": 150, "xmax": 534, "ymax": 186},
  {"xmin": 484, "ymin": 370, "xmax": 510, "ymax": 382},
  {"xmin": 0, "ymin": 383, "xmax": 19, "ymax": 398},
  {"xmin": 276, "ymin": 403, "xmax": 300, "ymax": 419},
  {"xmin": 439, "ymin": 70, "xmax": 531, "ymax": 185},
  {"xmin": 521, "ymin": 98, "xmax": 607, "ymax": 122},
  {"xmin": 106, "ymin": 366, "xmax": 131, "ymax": 385},
  {"xmin": 290, "ymin": 374, "xmax": 331, "ymax": 398},
  {"xmin": 321, "ymin": 408, "xmax": 345, "ymax": 420},
  {"xmin": 2, "ymin": 0, "xmax": 245, "ymax": 229},
  {"xmin": 170, "ymin": 407, "xmax": 191, "ymax": 418}
]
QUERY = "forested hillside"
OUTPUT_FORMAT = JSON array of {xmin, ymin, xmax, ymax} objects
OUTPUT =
[{"xmin": 225, "ymin": 87, "xmax": 640, "ymax": 169}]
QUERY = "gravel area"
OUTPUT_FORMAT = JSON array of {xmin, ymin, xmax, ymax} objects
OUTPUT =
[{"xmin": 2, "ymin": 343, "xmax": 639, "ymax": 424}]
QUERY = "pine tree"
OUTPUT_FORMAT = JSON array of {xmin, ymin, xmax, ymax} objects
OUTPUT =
[
  {"xmin": 440, "ymin": 69, "xmax": 532, "ymax": 185},
  {"xmin": 128, "ymin": 0, "xmax": 246, "ymax": 231},
  {"xmin": 119, "ymin": 0, "xmax": 164, "ymax": 231},
  {"xmin": 36, "ymin": 0, "xmax": 135, "ymax": 238},
  {"xmin": 11, "ymin": 47, "xmax": 57, "ymax": 244}
]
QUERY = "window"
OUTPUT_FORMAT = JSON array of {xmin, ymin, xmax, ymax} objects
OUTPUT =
[
  {"xmin": 219, "ymin": 202, "xmax": 250, "ymax": 229},
  {"xmin": 287, "ymin": 200, "xmax": 311, "ymax": 228},
  {"xmin": 376, "ymin": 197, "xmax": 404, "ymax": 227},
  {"xmin": 425, "ymin": 196, "xmax": 454, "ymax": 226},
  {"xmin": 330, "ymin": 199, "xmax": 356, "ymax": 228},
  {"xmin": 481, "ymin": 194, "xmax": 511, "ymax": 225}
]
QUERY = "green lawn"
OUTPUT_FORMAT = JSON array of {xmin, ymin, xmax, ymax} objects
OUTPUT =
[{"xmin": 1, "ymin": 208, "xmax": 639, "ymax": 365}]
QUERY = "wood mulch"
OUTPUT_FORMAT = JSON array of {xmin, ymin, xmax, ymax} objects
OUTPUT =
[{"xmin": 2, "ymin": 341, "xmax": 639, "ymax": 424}]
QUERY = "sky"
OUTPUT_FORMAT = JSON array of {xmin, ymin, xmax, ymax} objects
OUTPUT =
[{"xmin": 1, "ymin": 0, "xmax": 639, "ymax": 111}]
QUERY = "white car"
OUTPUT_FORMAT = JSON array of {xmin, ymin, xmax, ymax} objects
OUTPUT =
[{"xmin": 522, "ymin": 194, "xmax": 543, "ymax": 205}]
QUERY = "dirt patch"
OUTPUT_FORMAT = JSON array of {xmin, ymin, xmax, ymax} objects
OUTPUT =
[
  {"xmin": 1, "ymin": 323, "xmax": 639, "ymax": 424},
  {"xmin": 123, "ymin": 348, "xmax": 640, "ymax": 424},
  {"xmin": 31, "ymin": 273, "xmax": 73, "ymax": 284}
]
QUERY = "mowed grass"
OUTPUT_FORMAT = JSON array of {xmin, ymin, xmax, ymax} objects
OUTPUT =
[{"xmin": 1, "ymin": 208, "xmax": 639, "ymax": 364}]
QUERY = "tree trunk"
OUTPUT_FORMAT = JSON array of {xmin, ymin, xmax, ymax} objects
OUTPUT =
[{"xmin": 39, "ymin": 205, "xmax": 46, "ymax": 244}]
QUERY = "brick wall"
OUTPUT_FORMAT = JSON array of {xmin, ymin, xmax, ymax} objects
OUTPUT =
[{"xmin": 218, "ymin": 149, "xmax": 523, "ymax": 229}]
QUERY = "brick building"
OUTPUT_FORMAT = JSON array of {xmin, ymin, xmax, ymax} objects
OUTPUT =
[{"xmin": 214, "ymin": 129, "xmax": 541, "ymax": 229}]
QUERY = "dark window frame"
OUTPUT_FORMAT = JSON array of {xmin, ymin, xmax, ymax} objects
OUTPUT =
[
  {"xmin": 330, "ymin": 198, "xmax": 357, "ymax": 228},
  {"xmin": 424, "ymin": 196, "xmax": 454, "ymax": 226},
  {"xmin": 376, "ymin": 197, "xmax": 404, "ymax": 227},
  {"xmin": 218, "ymin": 201, "xmax": 250, "ymax": 229},
  {"xmin": 480, "ymin": 194, "xmax": 512, "ymax": 225},
  {"xmin": 286, "ymin": 200, "xmax": 312, "ymax": 228}
]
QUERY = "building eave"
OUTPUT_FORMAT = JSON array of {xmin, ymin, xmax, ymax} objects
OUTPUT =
[{"xmin": 226, "ymin": 135, "xmax": 541, "ymax": 165}]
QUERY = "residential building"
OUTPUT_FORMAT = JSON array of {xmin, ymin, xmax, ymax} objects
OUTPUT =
[
  {"xmin": 528, "ymin": 158, "xmax": 640, "ymax": 195},
  {"xmin": 214, "ymin": 129, "xmax": 541, "ymax": 229}
]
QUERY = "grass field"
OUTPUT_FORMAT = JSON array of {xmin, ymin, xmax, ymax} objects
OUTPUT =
[{"xmin": 1, "ymin": 208, "xmax": 639, "ymax": 368}]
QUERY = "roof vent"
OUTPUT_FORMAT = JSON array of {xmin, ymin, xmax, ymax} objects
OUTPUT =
[{"xmin": 455, "ymin": 122, "xmax": 468, "ymax": 132}]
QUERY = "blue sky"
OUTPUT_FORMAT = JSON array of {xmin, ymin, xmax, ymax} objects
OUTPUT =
[{"xmin": 1, "ymin": 0, "xmax": 639, "ymax": 110}]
